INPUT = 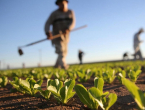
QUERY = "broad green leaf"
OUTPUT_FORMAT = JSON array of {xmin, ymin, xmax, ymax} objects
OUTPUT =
[
  {"xmin": 47, "ymin": 79, "xmax": 62, "ymax": 93},
  {"xmin": 60, "ymin": 86, "xmax": 67, "ymax": 104},
  {"xmin": 122, "ymin": 70, "xmax": 126, "ymax": 78},
  {"xmin": 35, "ymin": 84, "xmax": 51, "ymax": 100},
  {"xmin": 105, "ymin": 93, "xmax": 117, "ymax": 110},
  {"xmin": 34, "ymin": 84, "xmax": 40, "ymax": 89},
  {"xmin": 40, "ymin": 90, "xmax": 51, "ymax": 99},
  {"xmin": 47, "ymin": 79, "xmax": 51, "ymax": 87},
  {"xmin": 94, "ymin": 77, "xmax": 104, "ymax": 92},
  {"xmin": 19, "ymin": 79, "xmax": 32, "ymax": 95},
  {"xmin": 55, "ymin": 79, "xmax": 63, "ymax": 93},
  {"xmin": 121, "ymin": 76, "xmax": 145, "ymax": 109},
  {"xmin": 102, "ymin": 92, "xmax": 109, "ymax": 98},
  {"xmin": 64, "ymin": 79, "xmax": 75, "ymax": 96},
  {"xmin": 13, "ymin": 77, "xmax": 19, "ymax": 83},
  {"xmin": 37, "ymin": 80, "xmax": 43, "ymax": 86},
  {"xmin": 88, "ymin": 87, "xmax": 102, "ymax": 99},
  {"xmin": 47, "ymin": 79, "xmax": 62, "ymax": 101},
  {"xmin": 9, "ymin": 80, "xmax": 25, "ymax": 94},
  {"xmin": 0, "ymin": 76, "xmax": 8, "ymax": 87},
  {"xmin": 0, "ymin": 78, "xmax": 2, "ymax": 87},
  {"xmin": 49, "ymin": 89, "xmax": 61, "ymax": 101},
  {"xmin": 19, "ymin": 79, "xmax": 30, "ymax": 88},
  {"xmin": 88, "ymin": 87, "xmax": 103, "ymax": 109},
  {"xmin": 67, "ymin": 92, "xmax": 75, "ymax": 101},
  {"xmin": 47, "ymin": 85, "xmax": 58, "ymax": 94},
  {"xmin": 74, "ymin": 84, "xmax": 96, "ymax": 109},
  {"xmin": 29, "ymin": 79, "xmax": 36, "ymax": 89}
]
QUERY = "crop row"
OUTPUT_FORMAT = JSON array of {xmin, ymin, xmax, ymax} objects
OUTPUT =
[
  {"xmin": 0, "ymin": 65, "xmax": 142, "ymax": 84},
  {"xmin": 0, "ymin": 61, "xmax": 145, "ymax": 109},
  {"xmin": 0, "ymin": 75, "xmax": 145, "ymax": 110}
]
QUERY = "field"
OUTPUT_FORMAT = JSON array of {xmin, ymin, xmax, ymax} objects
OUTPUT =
[{"xmin": 0, "ymin": 61, "xmax": 145, "ymax": 110}]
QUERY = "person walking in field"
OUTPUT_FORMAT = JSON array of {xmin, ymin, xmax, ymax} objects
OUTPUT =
[
  {"xmin": 133, "ymin": 28, "xmax": 144, "ymax": 61},
  {"xmin": 78, "ymin": 50, "xmax": 84, "ymax": 64},
  {"xmin": 123, "ymin": 52, "xmax": 129, "ymax": 61},
  {"xmin": 45, "ymin": 0, "xmax": 75, "ymax": 69}
]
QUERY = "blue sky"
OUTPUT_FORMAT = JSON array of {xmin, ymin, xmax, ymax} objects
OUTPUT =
[{"xmin": 0, "ymin": 0, "xmax": 145, "ymax": 69}]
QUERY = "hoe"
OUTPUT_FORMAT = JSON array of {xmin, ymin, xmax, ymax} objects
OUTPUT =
[{"xmin": 18, "ymin": 25, "xmax": 87, "ymax": 56}]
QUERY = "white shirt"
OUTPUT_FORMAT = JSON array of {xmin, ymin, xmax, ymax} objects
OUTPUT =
[{"xmin": 133, "ymin": 33, "xmax": 142, "ymax": 52}]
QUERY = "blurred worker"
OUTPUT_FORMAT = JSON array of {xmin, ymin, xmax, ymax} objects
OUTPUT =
[
  {"xmin": 133, "ymin": 28, "xmax": 144, "ymax": 61},
  {"xmin": 38, "ymin": 63, "xmax": 41, "ymax": 67},
  {"xmin": 78, "ymin": 50, "xmax": 84, "ymax": 64},
  {"xmin": 45, "ymin": 0, "xmax": 75, "ymax": 69},
  {"xmin": 22, "ymin": 63, "xmax": 25, "ymax": 68},
  {"xmin": 7, "ymin": 65, "xmax": 10, "ymax": 69},
  {"xmin": 123, "ymin": 52, "xmax": 129, "ymax": 61}
]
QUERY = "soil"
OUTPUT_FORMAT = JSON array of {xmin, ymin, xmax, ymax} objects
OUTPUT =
[{"xmin": 0, "ymin": 72, "xmax": 145, "ymax": 110}]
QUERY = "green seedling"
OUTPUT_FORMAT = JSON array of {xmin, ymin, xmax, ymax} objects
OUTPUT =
[
  {"xmin": 119, "ymin": 73, "xmax": 145, "ymax": 110},
  {"xmin": 128, "ymin": 69, "xmax": 141, "ymax": 82},
  {"xmin": 117, "ymin": 70, "xmax": 126, "ymax": 84},
  {"xmin": 9, "ymin": 77, "xmax": 43, "ymax": 96},
  {"xmin": 0, "ymin": 76, "xmax": 8, "ymax": 87},
  {"xmin": 47, "ymin": 79, "xmax": 75, "ymax": 104},
  {"xmin": 103, "ymin": 69, "xmax": 116, "ymax": 84},
  {"xmin": 75, "ymin": 77, "xmax": 117, "ymax": 110},
  {"xmin": 54, "ymin": 70, "xmax": 68, "ymax": 81},
  {"xmin": 77, "ymin": 69, "xmax": 92, "ymax": 83}
]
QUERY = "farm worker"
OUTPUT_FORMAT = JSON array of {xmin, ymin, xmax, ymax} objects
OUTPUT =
[
  {"xmin": 123, "ymin": 52, "xmax": 129, "ymax": 61},
  {"xmin": 44, "ymin": 0, "xmax": 75, "ymax": 69},
  {"xmin": 133, "ymin": 28, "xmax": 144, "ymax": 61},
  {"xmin": 78, "ymin": 50, "xmax": 84, "ymax": 64}
]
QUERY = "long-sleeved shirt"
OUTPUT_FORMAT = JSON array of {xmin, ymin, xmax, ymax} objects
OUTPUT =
[
  {"xmin": 133, "ymin": 33, "xmax": 143, "ymax": 51},
  {"xmin": 45, "ymin": 9, "xmax": 75, "ymax": 44},
  {"xmin": 78, "ymin": 51, "xmax": 84, "ymax": 58}
]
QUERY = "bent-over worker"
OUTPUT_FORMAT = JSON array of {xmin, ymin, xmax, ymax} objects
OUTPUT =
[{"xmin": 133, "ymin": 28, "xmax": 144, "ymax": 61}]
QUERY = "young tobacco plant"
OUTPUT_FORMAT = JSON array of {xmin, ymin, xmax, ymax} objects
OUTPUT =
[
  {"xmin": 66, "ymin": 70, "xmax": 77, "ymax": 80},
  {"xmin": 54, "ymin": 70, "xmax": 68, "ymax": 81},
  {"xmin": 128, "ymin": 69, "xmax": 141, "ymax": 83},
  {"xmin": 77, "ymin": 69, "xmax": 92, "ymax": 83},
  {"xmin": 102, "ymin": 69, "xmax": 116, "ymax": 84},
  {"xmin": 94, "ymin": 68, "xmax": 103, "ymax": 78},
  {"xmin": 47, "ymin": 79, "xmax": 75, "ymax": 104},
  {"xmin": 74, "ymin": 77, "xmax": 117, "ymax": 110},
  {"xmin": 0, "ymin": 76, "xmax": 8, "ymax": 87},
  {"xmin": 117, "ymin": 70, "xmax": 126, "ymax": 84},
  {"xmin": 34, "ymin": 79, "xmax": 51, "ymax": 100},
  {"xmin": 125, "ymin": 66, "xmax": 141, "ymax": 82},
  {"xmin": 9, "ymin": 77, "xmax": 25, "ymax": 94},
  {"xmin": 9, "ymin": 77, "xmax": 43, "ymax": 96},
  {"xmin": 119, "ymin": 73, "xmax": 145, "ymax": 110},
  {"xmin": 44, "ymin": 71, "xmax": 53, "ymax": 79},
  {"xmin": 12, "ymin": 70, "xmax": 23, "ymax": 77},
  {"xmin": 29, "ymin": 69, "xmax": 44, "ymax": 79}
]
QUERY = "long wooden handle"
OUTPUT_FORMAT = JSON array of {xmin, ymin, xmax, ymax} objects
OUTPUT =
[
  {"xmin": 19, "ymin": 38, "xmax": 47, "ymax": 48},
  {"xmin": 20, "ymin": 25, "xmax": 87, "ymax": 48},
  {"xmin": 52, "ymin": 25, "xmax": 87, "ymax": 40}
]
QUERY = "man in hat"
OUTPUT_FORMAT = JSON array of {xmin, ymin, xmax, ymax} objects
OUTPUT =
[
  {"xmin": 133, "ymin": 28, "xmax": 144, "ymax": 61},
  {"xmin": 45, "ymin": 0, "xmax": 75, "ymax": 69}
]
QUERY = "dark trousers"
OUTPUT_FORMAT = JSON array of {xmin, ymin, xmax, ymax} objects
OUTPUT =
[
  {"xmin": 79, "ymin": 57, "xmax": 82, "ymax": 64},
  {"xmin": 134, "ymin": 50, "xmax": 143, "ymax": 61}
]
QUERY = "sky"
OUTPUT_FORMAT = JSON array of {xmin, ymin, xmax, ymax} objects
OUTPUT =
[{"xmin": 0, "ymin": 0, "xmax": 145, "ymax": 69}]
